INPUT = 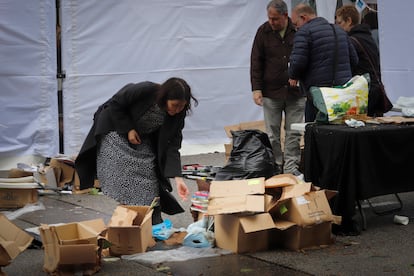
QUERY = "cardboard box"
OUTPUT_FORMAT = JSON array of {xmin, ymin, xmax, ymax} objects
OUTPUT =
[
  {"xmin": 0, "ymin": 188, "xmax": 38, "ymax": 209},
  {"xmin": 106, "ymin": 205, "xmax": 154, "ymax": 256},
  {"xmin": 39, "ymin": 218, "xmax": 106, "ymax": 275},
  {"xmin": 270, "ymin": 221, "xmax": 334, "ymax": 251},
  {"xmin": 265, "ymin": 182, "xmax": 340, "ymax": 251},
  {"xmin": 214, "ymin": 213, "xmax": 275, "ymax": 253},
  {"xmin": 48, "ymin": 158, "xmax": 84, "ymax": 192},
  {"xmin": 224, "ymin": 143, "xmax": 232, "ymax": 161},
  {"xmin": 266, "ymin": 182, "xmax": 340, "ymax": 226},
  {"xmin": 0, "ymin": 214, "xmax": 34, "ymax": 267},
  {"xmin": 208, "ymin": 178, "xmax": 266, "ymax": 215},
  {"xmin": 224, "ymin": 120, "xmax": 267, "ymax": 138},
  {"xmin": 0, "ymin": 174, "xmax": 39, "ymax": 208}
]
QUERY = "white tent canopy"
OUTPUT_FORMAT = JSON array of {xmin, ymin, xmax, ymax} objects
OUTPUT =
[{"xmin": 0, "ymin": 0, "xmax": 411, "ymax": 168}]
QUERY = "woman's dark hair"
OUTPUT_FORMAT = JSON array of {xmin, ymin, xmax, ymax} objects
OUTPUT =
[{"xmin": 157, "ymin": 77, "xmax": 198, "ymax": 115}]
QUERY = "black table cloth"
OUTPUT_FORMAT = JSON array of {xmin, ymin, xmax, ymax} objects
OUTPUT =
[{"xmin": 304, "ymin": 123, "xmax": 414, "ymax": 222}]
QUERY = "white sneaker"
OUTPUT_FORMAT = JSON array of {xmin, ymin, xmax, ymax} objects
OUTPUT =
[
  {"xmin": 291, "ymin": 170, "xmax": 304, "ymax": 182},
  {"xmin": 295, "ymin": 173, "xmax": 304, "ymax": 181}
]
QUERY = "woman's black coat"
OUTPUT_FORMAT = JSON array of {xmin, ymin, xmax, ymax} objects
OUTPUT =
[{"xmin": 74, "ymin": 81, "xmax": 185, "ymax": 214}]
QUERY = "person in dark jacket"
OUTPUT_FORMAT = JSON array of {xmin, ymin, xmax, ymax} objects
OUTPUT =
[
  {"xmin": 336, "ymin": 5, "xmax": 386, "ymax": 117},
  {"xmin": 74, "ymin": 77, "xmax": 198, "ymax": 224},
  {"xmin": 288, "ymin": 3, "xmax": 359, "ymax": 122},
  {"xmin": 250, "ymin": 0, "xmax": 306, "ymax": 178}
]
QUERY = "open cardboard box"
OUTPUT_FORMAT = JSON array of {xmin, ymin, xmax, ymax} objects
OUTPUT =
[
  {"xmin": 39, "ymin": 218, "xmax": 106, "ymax": 275},
  {"xmin": 267, "ymin": 182, "xmax": 341, "ymax": 226},
  {"xmin": 207, "ymin": 178, "xmax": 266, "ymax": 215},
  {"xmin": 214, "ymin": 212, "xmax": 275, "ymax": 253},
  {"xmin": 265, "ymin": 181, "xmax": 341, "ymax": 251},
  {"xmin": 0, "ymin": 214, "xmax": 34, "ymax": 269},
  {"xmin": 106, "ymin": 205, "xmax": 155, "ymax": 256}
]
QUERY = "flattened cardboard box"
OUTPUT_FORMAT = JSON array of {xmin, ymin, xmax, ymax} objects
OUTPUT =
[
  {"xmin": 107, "ymin": 205, "xmax": 154, "ymax": 256},
  {"xmin": 208, "ymin": 178, "xmax": 266, "ymax": 215},
  {"xmin": 214, "ymin": 213, "xmax": 275, "ymax": 253},
  {"xmin": 0, "ymin": 214, "xmax": 33, "ymax": 267},
  {"xmin": 39, "ymin": 218, "xmax": 106, "ymax": 274}
]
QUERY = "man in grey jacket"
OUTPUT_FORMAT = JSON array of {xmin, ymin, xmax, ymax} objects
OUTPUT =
[{"xmin": 288, "ymin": 3, "xmax": 358, "ymax": 122}]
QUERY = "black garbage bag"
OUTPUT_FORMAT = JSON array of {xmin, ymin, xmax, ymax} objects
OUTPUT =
[{"xmin": 214, "ymin": 129, "xmax": 278, "ymax": 180}]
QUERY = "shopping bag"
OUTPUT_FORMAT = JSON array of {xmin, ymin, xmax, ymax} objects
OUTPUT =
[{"xmin": 310, "ymin": 74, "xmax": 370, "ymax": 123}]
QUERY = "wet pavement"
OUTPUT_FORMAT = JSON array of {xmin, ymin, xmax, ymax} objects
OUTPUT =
[{"xmin": 3, "ymin": 152, "xmax": 414, "ymax": 275}]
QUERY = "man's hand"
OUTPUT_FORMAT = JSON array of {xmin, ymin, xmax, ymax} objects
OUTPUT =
[
  {"xmin": 288, "ymin": 79, "xmax": 298, "ymax": 87},
  {"xmin": 253, "ymin": 90, "xmax": 263, "ymax": 106}
]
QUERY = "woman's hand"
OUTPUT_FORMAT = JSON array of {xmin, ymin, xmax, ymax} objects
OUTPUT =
[
  {"xmin": 174, "ymin": 177, "xmax": 189, "ymax": 201},
  {"xmin": 128, "ymin": 129, "xmax": 141, "ymax": 144}
]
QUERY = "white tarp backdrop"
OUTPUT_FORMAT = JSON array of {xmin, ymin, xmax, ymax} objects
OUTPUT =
[
  {"xmin": 0, "ymin": 0, "xmax": 411, "ymax": 162},
  {"xmin": 61, "ymin": 0, "xmax": 269, "ymax": 155},
  {"xmin": 378, "ymin": 0, "xmax": 413, "ymax": 103},
  {"xmin": 0, "ymin": 0, "xmax": 58, "ymax": 158}
]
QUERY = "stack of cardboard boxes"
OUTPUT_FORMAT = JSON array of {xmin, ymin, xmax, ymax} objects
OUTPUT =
[{"xmin": 208, "ymin": 175, "xmax": 341, "ymax": 253}]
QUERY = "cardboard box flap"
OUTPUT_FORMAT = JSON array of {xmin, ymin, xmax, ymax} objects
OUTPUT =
[
  {"xmin": 273, "ymin": 220, "xmax": 297, "ymax": 230},
  {"xmin": 266, "ymin": 180, "xmax": 311, "ymax": 213},
  {"xmin": 207, "ymin": 195, "xmax": 265, "ymax": 215},
  {"xmin": 78, "ymin": 218, "xmax": 106, "ymax": 235},
  {"xmin": 332, "ymin": 215, "xmax": 342, "ymax": 225},
  {"xmin": 265, "ymin": 174, "xmax": 298, "ymax": 188},
  {"xmin": 239, "ymin": 213, "xmax": 275, "ymax": 233},
  {"xmin": 0, "ymin": 241, "xmax": 20, "ymax": 266},
  {"xmin": 109, "ymin": 205, "xmax": 153, "ymax": 227},
  {"xmin": 267, "ymin": 197, "xmax": 290, "ymax": 214},
  {"xmin": 280, "ymin": 182, "xmax": 313, "ymax": 200},
  {"xmin": 108, "ymin": 206, "xmax": 138, "ymax": 227},
  {"xmin": 209, "ymin": 178, "xmax": 265, "ymax": 198},
  {"xmin": 0, "ymin": 214, "xmax": 33, "ymax": 266}
]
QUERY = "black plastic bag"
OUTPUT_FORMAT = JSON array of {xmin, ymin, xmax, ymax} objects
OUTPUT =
[{"xmin": 214, "ymin": 129, "xmax": 278, "ymax": 180}]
